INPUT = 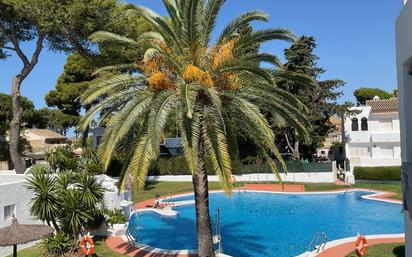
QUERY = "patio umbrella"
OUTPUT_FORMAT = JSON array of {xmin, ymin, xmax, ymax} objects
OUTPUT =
[{"xmin": 0, "ymin": 216, "xmax": 54, "ymax": 257}]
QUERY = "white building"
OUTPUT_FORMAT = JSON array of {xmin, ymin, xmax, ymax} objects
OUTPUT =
[
  {"xmin": 344, "ymin": 97, "xmax": 401, "ymax": 167},
  {"xmin": 396, "ymin": 0, "xmax": 412, "ymax": 255},
  {"xmin": 0, "ymin": 173, "xmax": 40, "ymax": 257}
]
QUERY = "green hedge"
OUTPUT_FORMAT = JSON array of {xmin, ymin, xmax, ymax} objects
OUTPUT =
[
  {"xmin": 147, "ymin": 156, "xmax": 332, "ymax": 176},
  {"xmin": 354, "ymin": 166, "xmax": 401, "ymax": 181}
]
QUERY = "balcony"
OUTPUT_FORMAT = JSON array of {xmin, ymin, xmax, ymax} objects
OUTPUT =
[
  {"xmin": 347, "ymin": 132, "xmax": 371, "ymax": 143},
  {"xmin": 371, "ymin": 132, "xmax": 400, "ymax": 143}
]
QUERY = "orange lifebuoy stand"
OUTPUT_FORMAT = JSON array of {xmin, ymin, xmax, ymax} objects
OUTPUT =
[
  {"xmin": 80, "ymin": 236, "xmax": 95, "ymax": 255},
  {"xmin": 355, "ymin": 235, "xmax": 368, "ymax": 257}
]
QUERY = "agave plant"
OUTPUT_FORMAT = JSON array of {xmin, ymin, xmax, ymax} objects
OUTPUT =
[{"xmin": 80, "ymin": 1, "xmax": 311, "ymax": 256}]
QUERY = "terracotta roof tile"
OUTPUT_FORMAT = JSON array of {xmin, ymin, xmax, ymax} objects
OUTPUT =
[{"xmin": 366, "ymin": 98, "xmax": 398, "ymax": 114}]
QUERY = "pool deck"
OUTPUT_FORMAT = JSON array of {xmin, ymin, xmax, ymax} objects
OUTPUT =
[{"xmin": 106, "ymin": 184, "xmax": 404, "ymax": 257}]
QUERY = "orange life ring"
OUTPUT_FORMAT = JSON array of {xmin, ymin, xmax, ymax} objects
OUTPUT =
[
  {"xmin": 355, "ymin": 235, "xmax": 367, "ymax": 257},
  {"xmin": 79, "ymin": 236, "xmax": 95, "ymax": 255}
]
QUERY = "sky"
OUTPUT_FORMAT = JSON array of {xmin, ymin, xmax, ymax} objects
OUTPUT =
[{"xmin": 0, "ymin": 0, "xmax": 404, "ymax": 109}]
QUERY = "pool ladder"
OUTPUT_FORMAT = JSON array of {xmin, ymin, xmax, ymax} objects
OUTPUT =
[
  {"xmin": 126, "ymin": 225, "xmax": 141, "ymax": 245},
  {"xmin": 308, "ymin": 232, "xmax": 328, "ymax": 253},
  {"xmin": 167, "ymin": 193, "xmax": 176, "ymax": 209}
]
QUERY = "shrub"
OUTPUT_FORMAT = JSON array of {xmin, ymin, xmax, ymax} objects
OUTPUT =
[
  {"xmin": 105, "ymin": 209, "xmax": 126, "ymax": 226},
  {"xmin": 84, "ymin": 208, "xmax": 106, "ymax": 230},
  {"xmin": 84, "ymin": 162, "xmax": 103, "ymax": 174},
  {"xmin": 41, "ymin": 232, "xmax": 74, "ymax": 257},
  {"xmin": 354, "ymin": 166, "xmax": 401, "ymax": 181}
]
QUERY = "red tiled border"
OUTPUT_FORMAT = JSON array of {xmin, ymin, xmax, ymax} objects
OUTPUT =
[
  {"xmin": 106, "ymin": 184, "xmax": 403, "ymax": 257},
  {"xmin": 106, "ymin": 236, "xmax": 197, "ymax": 257}
]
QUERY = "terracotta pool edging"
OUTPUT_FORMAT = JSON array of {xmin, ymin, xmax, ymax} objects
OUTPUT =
[
  {"xmin": 310, "ymin": 233, "xmax": 405, "ymax": 257},
  {"xmin": 107, "ymin": 186, "xmax": 403, "ymax": 257}
]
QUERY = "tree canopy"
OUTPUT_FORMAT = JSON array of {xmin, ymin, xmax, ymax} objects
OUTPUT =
[
  {"xmin": 45, "ymin": 6, "xmax": 153, "ymax": 134},
  {"xmin": 275, "ymin": 36, "xmax": 344, "ymax": 160},
  {"xmin": 46, "ymin": 53, "xmax": 95, "ymax": 117},
  {"xmin": 35, "ymin": 108, "xmax": 78, "ymax": 136},
  {"xmin": 353, "ymin": 87, "xmax": 392, "ymax": 105}
]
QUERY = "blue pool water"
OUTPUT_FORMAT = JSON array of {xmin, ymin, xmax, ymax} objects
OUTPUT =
[{"xmin": 128, "ymin": 191, "xmax": 403, "ymax": 257}]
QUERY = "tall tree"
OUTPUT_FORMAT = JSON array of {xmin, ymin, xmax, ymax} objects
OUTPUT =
[
  {"xmin": 0, "ymin": 0, "xmax": 119, "ymax": 173},
  {"xmin": 275, "ymin": 36, "xmax": 344, "ymax": 160},
  {"xmin": 80, "ymin": 1, "xmax": 311, "ymax": 256},
  {"xmin": 45, "ymin": 7, "xmax": 152, "ymax": 150},
  {"xmin": 35, "ymin": 108, "xmax": 78, "ymax": 136}
]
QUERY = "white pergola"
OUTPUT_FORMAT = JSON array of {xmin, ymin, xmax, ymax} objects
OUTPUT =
[{"xmin": 396, "ymin": 0, "xmax": 412, "ymax": 255}]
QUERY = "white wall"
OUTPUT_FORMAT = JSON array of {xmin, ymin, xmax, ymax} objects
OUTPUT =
[
  {"xmin": 147, "ymin": 171, "xmax": 337, "ymax": 184},
  {"xmin": 0, "ymin": 175, "xmax": 41, "ymax": 257},
  {"xmin": 396, "ymin": 0, "xmax": 412, "ymax": 255}
]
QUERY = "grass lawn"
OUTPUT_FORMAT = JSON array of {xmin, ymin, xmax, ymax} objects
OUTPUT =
[
  {"xmin": 345, "ymin": 243, "xmax": 404, "ymax": 257},
  {"xmin": 9, "ymin": 237, "xmax": 125, "ymax": 257},
  {"xmin": 134, "ymin": 181, "xmax": 402, "ymax": 203}
]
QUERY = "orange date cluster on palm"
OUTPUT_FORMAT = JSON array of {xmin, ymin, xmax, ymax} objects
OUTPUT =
[
  {"xmin": 182, "ymin": 64, "xmax": 214, "ymax": 87},
  {"xmin": 148, "ymin": 71, "xmax": 175, "ymax": 90}
]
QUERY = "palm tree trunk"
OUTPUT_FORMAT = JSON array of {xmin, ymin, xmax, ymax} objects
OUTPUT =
[
  {"xmin": 51, "ymin": 217, "xmax": 60, "ymax": 232},
  {"xmin": 192, "ymin": 136, "xmax": 215, "ymax": 257}
]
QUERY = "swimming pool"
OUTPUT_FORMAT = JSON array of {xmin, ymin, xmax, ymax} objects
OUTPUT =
[{"xmin": 128, "ymin": 190, "xmax": 404, "ymax": 257}]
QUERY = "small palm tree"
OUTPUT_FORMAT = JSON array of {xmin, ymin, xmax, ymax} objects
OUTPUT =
[
  {"xmin": 26, "ymin": 165, "xmax": 61, "ymax": 231},
  {"xmin": 81, "ymin": 1, "xmax": 311, "ymax": 256},
  {"xmin": 60, "ymin": 189, "xmax": 92, "ymax": 246},
  {"xmin": 26, "ymin": 164, "xmax": 105, "ymax": 249}
]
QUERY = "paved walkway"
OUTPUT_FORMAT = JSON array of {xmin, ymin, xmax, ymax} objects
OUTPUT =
[
  {"xmin": 106, "ymin": 236, "xmax": 197, "ymax": 257},
  {"xmin": 106, "ymin": 184, "xmax": 404, "ymax": 257}
]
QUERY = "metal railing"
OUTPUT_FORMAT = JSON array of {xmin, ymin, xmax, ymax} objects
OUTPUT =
[{"xmin": 308, "ymin": 231, "xmax": 328, "ymax": 253}]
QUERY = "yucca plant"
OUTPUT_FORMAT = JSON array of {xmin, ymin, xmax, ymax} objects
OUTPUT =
[
  {"xmin": 80, "ymin": 1, "xmax": 312, "ymax": 256},
  {"xmin": 26, "ymin": 164, "xmax": 105, "ymax": 249}
]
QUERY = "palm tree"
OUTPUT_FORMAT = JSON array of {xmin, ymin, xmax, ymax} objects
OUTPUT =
[
  {"xmin": 80, "ymin": 1, "xmax": 311, "ymax": 256},
  {"xmin": 26, "ymin": 164, "xmax": 105, "ymax": 249},
  {"xmin": 26, "ymin": 164, "xmax": 61, "ymax": 232}
]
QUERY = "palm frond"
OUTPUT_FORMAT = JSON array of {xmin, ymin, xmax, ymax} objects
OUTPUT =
[
  {"xmin": 203, "ymin": 108, "xmax": 232, "ymax": 194},
  {"xmin": 235, "ymin": 28, "xmax": 296, "ymax": 51},
  {"xmin": 92, "ymin": 64, "xmax": 136, "ymax": 76},
  {"xmin": 89, "ymin": 31, "xmax": 139, "ymax": 46},
  {"xmin": 218, "ymin": 11, "xmax": 269, "ymax": 43},
  {"xmin": 98, "ymin": 93, "xmax": 153, "ymax": 169},
  {"xmin": 147, "ymin": 90, "xmax": 177, "ymax": 149},
  {"xmin": 127, "ymin": 135, "xmax": 158, "ymax": 191},
  {"xmin": 180, "ymin": 109, "xmax": 201, "ymax": 175},
  {"xmin": 241, "ymin": 53, "xmax": 282, "ymax": 67},
  {"xmin": 201, "ymin": 0, "xmax": 226, "ymax": 46},
  {"xmin": 81, "ymin": 74, "xmax": 143, "ymax": 105}
]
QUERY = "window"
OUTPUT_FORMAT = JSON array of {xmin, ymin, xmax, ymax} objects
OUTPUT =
[
  {"xmin": 351, "ymin": 118, "xmax": 359, "ymax": 131},
  {"xmin": 4, "ymin": 204, "xmax": 15, "ymax": 220},
  {"xmin": 361, "ymin": 118, "xmax": 368, "ymax": 131}
]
